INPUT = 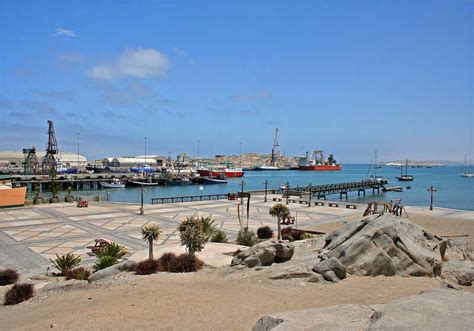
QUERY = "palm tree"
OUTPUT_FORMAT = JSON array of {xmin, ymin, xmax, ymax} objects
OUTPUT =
[
  {"xmin": 269, "ymin": 204, "xmax": 290, "ymax": 240},
  {"xmin": 141, "ymin": 224, "xmax": 162, "ymax": 260}
]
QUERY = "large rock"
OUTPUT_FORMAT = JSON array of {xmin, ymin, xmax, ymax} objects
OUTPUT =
[
  {"xmin": 231, "ymin": 240, "xmax": 294, "ymax": 268},
  {"xmin": 253, "ymin": 288, "xmax": 474, "ymax": 331},
  {"xmin": 88, "ymin": 260, "xmax": 136, "ymax": 282},
  {"xmin": 319, "ymin": 214, "xmax": 444, "ymax": 277},
  {"xmin": 313, "ymin": 257, "xmax": 347, "ymax": 282}
]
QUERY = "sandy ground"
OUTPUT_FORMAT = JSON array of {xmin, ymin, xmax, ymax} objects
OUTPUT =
[{"xmin": 0, "ymin": 272, "xmax": 441, "ymax": 331}]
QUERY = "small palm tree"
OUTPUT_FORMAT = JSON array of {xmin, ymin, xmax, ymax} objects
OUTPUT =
[
  {"xmin": 141, "ymin": 224, "xmax": 162, "ymax": 260},
  {"xmin": 269, "ymin": 204, "xmax": 290, "ymax": 240}
]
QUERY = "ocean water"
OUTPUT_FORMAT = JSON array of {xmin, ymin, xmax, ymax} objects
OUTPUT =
[{"xmin": 97, "ymin": 165, "xmax": 473, "ymax": 211}]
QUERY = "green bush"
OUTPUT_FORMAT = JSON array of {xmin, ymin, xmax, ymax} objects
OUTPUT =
[
  {"xmin": 4, "ymin": 283, "xmax": 34, "ymax": 305},
  {"xmin": 97, "ymin": 242, "xmax": 127, "ymax": 260},
  {"xmin": 93, "ymin": 256, "xmax": 117, "ymax": 272},
  {"xmin": 300, "ymin": 232, "xmax": 315, "ymax": 239},
  {"xmin": 65, "ymin": 267, "xmax": 90, "ymax": 280},
  {"xmin": 257, "ymin": 226, "xmax": 273, "ymax": 239},
  {"xmin": 135, "ymin": 259, "xmax": 161, "ymax": 275},
  {"xmin": 237, "ymin": 229, "xmax": 258, "ymax": 246},
  {"xmin": 200, "ymin": 216, "xmax": 218, "ymax": 240},
  {"xmin": 178, "ymin": 217, "xmax": 207, "ymax": 254},
  {"xmin": 50, "ymin": 253, "xmax": 81, "ymax": 275},
  {"xmin": 0, "ymin": 269, "xmax": 19, "ymax": 286},
  {"xmin": 210, "ymin": 229, "xmax": 228, "ymax": 243}
]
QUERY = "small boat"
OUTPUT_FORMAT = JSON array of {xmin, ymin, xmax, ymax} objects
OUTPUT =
[
  {"xmin": 0, "ymin": 175, "xmax": 26, "ymax": 208},
  {"xmin": 127, "ymin": 179, "xmax": 158, "ymax": 187},
  {"xmin": 202, "ymin": 174, "xmax": 228, "ymax": 184},
  {"xmin": 100, "ymin": 178, "xmax": 125, "ymax": 188},
  {"xmin": 130, "ymin": 165, "xmax": 154, "ymax": 174},
  {"xmin": 461, "ymin": 155, "xmax": 474, "ymax": 178},
  {"xmin": 396, "ymin": 158, "xmax": 414, "ymax": 182}
]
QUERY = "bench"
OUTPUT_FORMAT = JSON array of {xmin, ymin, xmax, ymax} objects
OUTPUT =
[
  {"xmin": 288, "ymin": 198, "xmax": 297, "ymax": 203},
  {"xmin": 315, "ymin": 201, "xmax": 325, "ymax": 206},
  {"xmin": 77, "ymin": 200, "xmax": 89, "ymax": 208},
  {"xmin": 273, "ymin": 197, "xmax": 282, "ymax": 202},
  {"xmin": 328, "ymin": 202, "xmax": 339, "ymax": 207},
  {"xmin": 346, "ymin": 204, "xmax": 357, "ymax": 209},
  {"xmin": 299, "ymin": 200, "xmax": 308, "ymax": 205}
]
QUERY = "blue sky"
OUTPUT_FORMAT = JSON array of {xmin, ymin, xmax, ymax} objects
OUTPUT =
[{"xmin": 0, "ymin": 0, "xmax": 473, "ymax": 163}]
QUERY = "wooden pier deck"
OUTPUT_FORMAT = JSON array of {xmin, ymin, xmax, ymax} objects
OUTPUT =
[{"xmin": 151, "ymin": 193, "xmax": 230, "ymax": 204}]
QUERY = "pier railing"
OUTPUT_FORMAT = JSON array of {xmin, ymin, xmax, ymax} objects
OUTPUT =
[
  {"xmin": 283, "ymin": 179, "xmax": 387, "ymax": 198},
  {"xmin": 151, "ymin": 193, "xmax": 230, "ymax": 204}
]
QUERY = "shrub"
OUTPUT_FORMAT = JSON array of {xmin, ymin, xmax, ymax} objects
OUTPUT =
[
  {"xmin": 200, "ymin": 216, "xmax": 218, "ymax": 240},
  {"xmin": 281, "ymin": 227, "xmax": 303, "ymax": 241},
  {"xmin": 257, "ymin": 226, "xmax": 273, "ymax": 239},
  {"xmin": 169, "ymin": 253, "xmax": 204, "ymax": 273},
  {"xmin": 97, "ymin": 242, "xmax": 127, "ymax": 260},
  {"xmin": 158, "ymin": 252, "xmax": 178, "ymax": 271},
  {"xmin": 50, "ymin": 253, "xmax": 81, "ymax": 275},
  {"xmin": 237, "ymin": 229, "xmax": 258, "ymax": 246},
  {"xmin": 0, "ymin": 269, "xmax": 19, "ymax": 286},
  {"xmin": 300, "ymin": 232, "xmax": 315, "ymax": 240},
  {"xmin": 93, "ymin": 255, "xmax": 117, "ymax": 272},
  {"xmin": 65, "ymin": 267, "xmax": 91, "ymax": 280},
  {"xmin": 178, "ymin": 217, "xmax": 207, "ymax": 254},
  {"xmin": 135, "ymin": 259, "xmax": 161, "ymax": 275},
  {"xmin": 210, "ymin": 229, "xmax": 228, "ymax": 243},
  {"xmin": 4, "ymin": 283, "xmax": 34, "ymax": 305}
]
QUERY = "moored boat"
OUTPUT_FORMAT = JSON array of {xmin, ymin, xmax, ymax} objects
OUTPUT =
[
  {"xmin": 127, "ymin": 179, "xmax": 158, "ymax": 187},
  {"xmin": 461, "ymin": 155, "xmax": 474, "ymax": 178},
  {"xmin": 396, "ymin": 159, "xmax": 414, "ymax": 182},
  {"xmin": 298, "ymin": 151, "xmax": 342, "ymax": 171},
  {"xmin": 202, "ymin": 174, "xmax": 228, "ymax": 184},
  {"xmin": 0, "ymin": 175, "xmax": 26, "ymax": 208},
  {"xmin": 100, "ymin": 178, "xmax": 125, "ymax": 188},
  {"xmin": 254, "ymin": 164, "xmax": 281, "ymax": 171},
  {"xmin": 197, "ymin": 167, "xmax": 244, "ymax": 178}
]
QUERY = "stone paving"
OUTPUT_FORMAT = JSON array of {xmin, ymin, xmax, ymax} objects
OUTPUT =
[
  {"xmin": 2, "ymin": 194, "xmax": 471, "ymax": 277},
  {"xmin": 0, "ymin": 194, "xmax": 361, "ymax": 275}
]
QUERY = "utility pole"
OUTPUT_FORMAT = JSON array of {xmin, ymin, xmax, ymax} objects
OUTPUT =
[
  {"xmin": 427, "ymin": 185, "xmax": 437, "ymax": 211},
  {"xmin": 308, "ymin": 183, "xmax": 312, "ymax": 207},
  {"xmin": 285, "ymin": 182, "xmax": 289, "ymax": 205},
  {"xmin": 263, "ymin": 179, "xmax": 269, "ymax": 202},
  {"xmin": 140, "ymin": 184, "xmax": 145, "ymax": 215},
  {"xmin": 77, "ymin": 132, "xmax": 80, "ymax": 171},
  {"xmin": 239, "ymin": 142, "xmax": 242, "ymax": 167}
]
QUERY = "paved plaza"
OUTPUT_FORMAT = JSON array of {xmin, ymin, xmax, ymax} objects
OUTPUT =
[
  {"xmin": 1, "ymin": 194, "xmax": 472, "ymax": 276},
  {"xmin": 0, "ymin": 194, "xmax": 363, "ymax": 276}
]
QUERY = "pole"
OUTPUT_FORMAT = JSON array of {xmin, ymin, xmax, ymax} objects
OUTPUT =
[
  {"xmin": 77, "ymin": 133, "xmax": 80, "ymax": 171},
  {"xmin": 239, "ymin": 142, "xmax": 242, "ymax": 167},
  {"xmin": 140, "ymin": 184, "xmax": 144, "ymax": 215},
  {"xmin": 144, "ymin": 136, "xmax": 147, "ymax": 164},
  {"xmin": 197, "ymin": 139, "xmax": 200, "ymax": 160},
  {"xmin": 263, "ymin": 179, "xmax": 269, "ymax": 203},
  {"xmin": 285, "ymin": 182, "xmax": 289, "ymax": 205},
  {"xmin": 427, "ymin": 185, "xmax": 437, "ymax": 211},
  {"xmin": 240, "ymin": 180, "xmax": 245, "ymax": 205},
  {"xmin": 308, "ymin": 183, "xmax": 312, "ymax": 207}
]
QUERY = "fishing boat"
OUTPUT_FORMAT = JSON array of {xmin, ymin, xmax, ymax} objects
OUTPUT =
[
  {"xmin": 130, "ymin": 165, "xmax": 154, "ymax": 174},
  {"xmin": 298, "ymin": 150, "xmax": 341, "ymax": 170},
  {"xmin": 0, "ymin": 175, "xmax": 26, "ymax": 208},
  {"xmin": 127, "ymin": 179, "xmax": 158, "ymax": 187},
  {"xmin": 100, "ymin": 178, "xmax": 125, "ymax": 188},
  {"xmin": 197, "ymin": 167, "xmax": 244, "ymax": 178},
  {"xmin": 202, "ymin": 174, "xmax": 228, "ymax": 184},
  {"xmin": 86, "ymin": 164, "xmax": 110, "ymax": 173},
  {"xmin": 461, "ymin": 155, "xmax": 474, "ymax": 178},
  {"xmin": 167, "ymin": 177, "xmax": 192, "ymax": 186},
  {"xmin": 396, "ymin": 159, "xmax": 414, "ymax": 181}
]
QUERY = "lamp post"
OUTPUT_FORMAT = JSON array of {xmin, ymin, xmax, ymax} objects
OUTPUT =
[
  {"xmin": 308, "ymin": 182, "xmax": 312, "ymax": 207},
  {"xmin": 140, "ymin": 184, "xmax": 144, "ymax": 215},
  {"xmin": 263, "ymin": 179, "xmax": 269, "ymax": 203},
  {"xmin": 427, "ymin": 185, "xmax": 437, "ymax": 211}
]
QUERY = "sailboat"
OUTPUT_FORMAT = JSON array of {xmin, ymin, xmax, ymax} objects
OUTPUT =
[
  {"xmin": 396, "ymin": 158, "xmax": 414, "ymax": 181},
  {"xmin": 461, "ymin": 155, "xmax": 474, "ymax": 178},
  {"xmin": 373, "ymin": 149, "xmax": 382, "ymax": 169}
]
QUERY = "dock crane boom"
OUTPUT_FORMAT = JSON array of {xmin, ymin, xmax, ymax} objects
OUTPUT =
[{"xmin": 270, "ymin": 128, "xmax": 279, "ymax": 166}]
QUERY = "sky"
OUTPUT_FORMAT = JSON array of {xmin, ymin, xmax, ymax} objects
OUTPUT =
[{"xmin": 0, "ymin": 0, "xmax": 473, "ymax": 163}]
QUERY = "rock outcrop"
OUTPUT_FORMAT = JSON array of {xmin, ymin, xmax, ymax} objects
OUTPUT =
[
  {"xmin": 317, "ymin": 214, "xmax": 444, "ymax": 278},
  {"xmin": 231, "ymin": 240, "xmax": 295, "ymax": 268},
  {"xmin": 253, "ymin": 288, "xmax": 474, "ymax": 331}
]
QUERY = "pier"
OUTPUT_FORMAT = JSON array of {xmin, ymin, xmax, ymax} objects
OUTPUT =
[
  {"xmin": 151, "ymin": 193, "xmax": 230, "ymax": 204},
  {"xmin": 283, "ymin": 179, "xmax": 388, "ymax": 200}
]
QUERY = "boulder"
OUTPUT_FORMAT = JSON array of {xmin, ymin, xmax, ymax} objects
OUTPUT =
[
  {"xmin": 88, "ymin": 260, "xmax": 135, "ymax": 282},
  {"xmin": 320, "ymin": 214, "xmax": 444, "ymax": 277},
  {"xmin": 253, "ymin": 289, "xmax": 474, "ymax": 331},
  {"xmin": 313, "ymin": 257, "xmax": 346, "ymax": 282},
  {"xmin": 231, "ymin": 240, "xmax": 294, "ymax": 268}
]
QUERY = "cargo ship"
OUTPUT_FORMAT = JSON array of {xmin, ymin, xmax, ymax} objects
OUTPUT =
[
  {"xmin": 298, "ymin": 150, "xmax": 342, "ymax": 171},
  {"xmin": 0, "ymin": 175, "xmax": 26, "ymax": 208}
]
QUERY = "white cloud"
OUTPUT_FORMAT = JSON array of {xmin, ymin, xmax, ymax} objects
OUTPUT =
[
  {"xmin": 54, "ymin": 28, "xmax": 76, "ymax": 38},
  {"xmin": 88, "ymin": 48, "xmax": 170, "ymax": 81}
]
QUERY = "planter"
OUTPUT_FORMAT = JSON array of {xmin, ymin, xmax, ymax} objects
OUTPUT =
[
  {"xmin": 64, "ymin": 195, "xmax": 74, "ymax": 203},
  {"xmin": 49, "ymin": 197, "xmax": 60, "ymax": 203}
]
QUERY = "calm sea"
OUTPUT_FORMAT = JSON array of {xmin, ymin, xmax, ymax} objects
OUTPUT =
[{"xmin": 95, "ymin": 165, "xmax": 473, "ymax": 211}]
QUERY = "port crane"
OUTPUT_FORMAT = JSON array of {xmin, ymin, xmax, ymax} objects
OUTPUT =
[
  {"xmin": 270, "ymin": 128, "xmax": 279, "ymax": 166},
  {"xmin": 23, "ymin": 146, "xmax": 40, "ymax": 175},
  {"xmin": 41, "ymin": 120, "xmax": 58, "ymax": 174}
]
